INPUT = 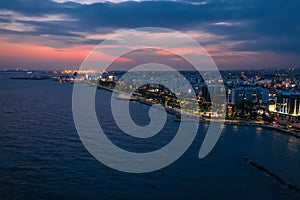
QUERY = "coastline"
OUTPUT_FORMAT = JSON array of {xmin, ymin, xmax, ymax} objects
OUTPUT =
[
  {"xmin": 222, "ymin": 119, "xmax": 300, "ymax": 139},
  {"xmin": 95, "ymin": 83, "xmax": 300, "ymax": 139}
]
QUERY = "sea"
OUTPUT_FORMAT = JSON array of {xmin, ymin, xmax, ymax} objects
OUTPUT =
[{"xmin": 0, "ymin": 71, "xmax": 299, "ymax": 200}]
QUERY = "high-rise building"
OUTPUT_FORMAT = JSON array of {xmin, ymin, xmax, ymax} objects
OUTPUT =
[{"xmin": 274, "ymin": 92, "xmax": 300, "ymax": 116}]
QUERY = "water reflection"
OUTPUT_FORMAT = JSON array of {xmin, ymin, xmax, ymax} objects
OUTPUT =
[{"xmin": 287, "ymin": 136, "xmax": 300, "ymax": 153}]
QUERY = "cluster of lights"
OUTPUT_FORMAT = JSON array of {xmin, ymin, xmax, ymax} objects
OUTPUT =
[{"xmin": 54, "ymin": 69, "xmax": 101, "ymax": 75}]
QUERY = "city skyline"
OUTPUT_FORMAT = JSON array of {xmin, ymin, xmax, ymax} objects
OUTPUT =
[
  {"xmin": 1, "ymin": 1, "xmax": 300, "ymax": 199},
  {"xmin": 0, "ymin": 0, "xmax": 300, "ymax": 70}
]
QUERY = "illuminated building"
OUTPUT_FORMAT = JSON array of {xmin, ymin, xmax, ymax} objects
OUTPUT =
[{"xmin": 273, "ymin": 92, "xmax": 300, "ymax": 116}]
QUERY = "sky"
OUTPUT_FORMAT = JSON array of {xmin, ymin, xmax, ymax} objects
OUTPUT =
[{"xmin": 0, "ymin": 0, "xmax": 299, "ymax": 70}]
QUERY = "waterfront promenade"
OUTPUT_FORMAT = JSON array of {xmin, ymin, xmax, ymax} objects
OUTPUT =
[{"xmin": 93, "ymin": 80, "xmax": 300, "ymax": 139}]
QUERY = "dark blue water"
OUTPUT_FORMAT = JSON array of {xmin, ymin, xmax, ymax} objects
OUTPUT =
[{"xmin": 0, "ymin": 72, "xmax": 300, "ymax": 200}]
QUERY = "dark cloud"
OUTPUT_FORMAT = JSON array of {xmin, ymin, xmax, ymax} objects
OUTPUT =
[
  {"xmin": 0, "ymin": 0, "xmax": 63, "ymax": 15},
  {"xmin": 0, "ymin": 0, "xmax": 300, "ymax": 67}
]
